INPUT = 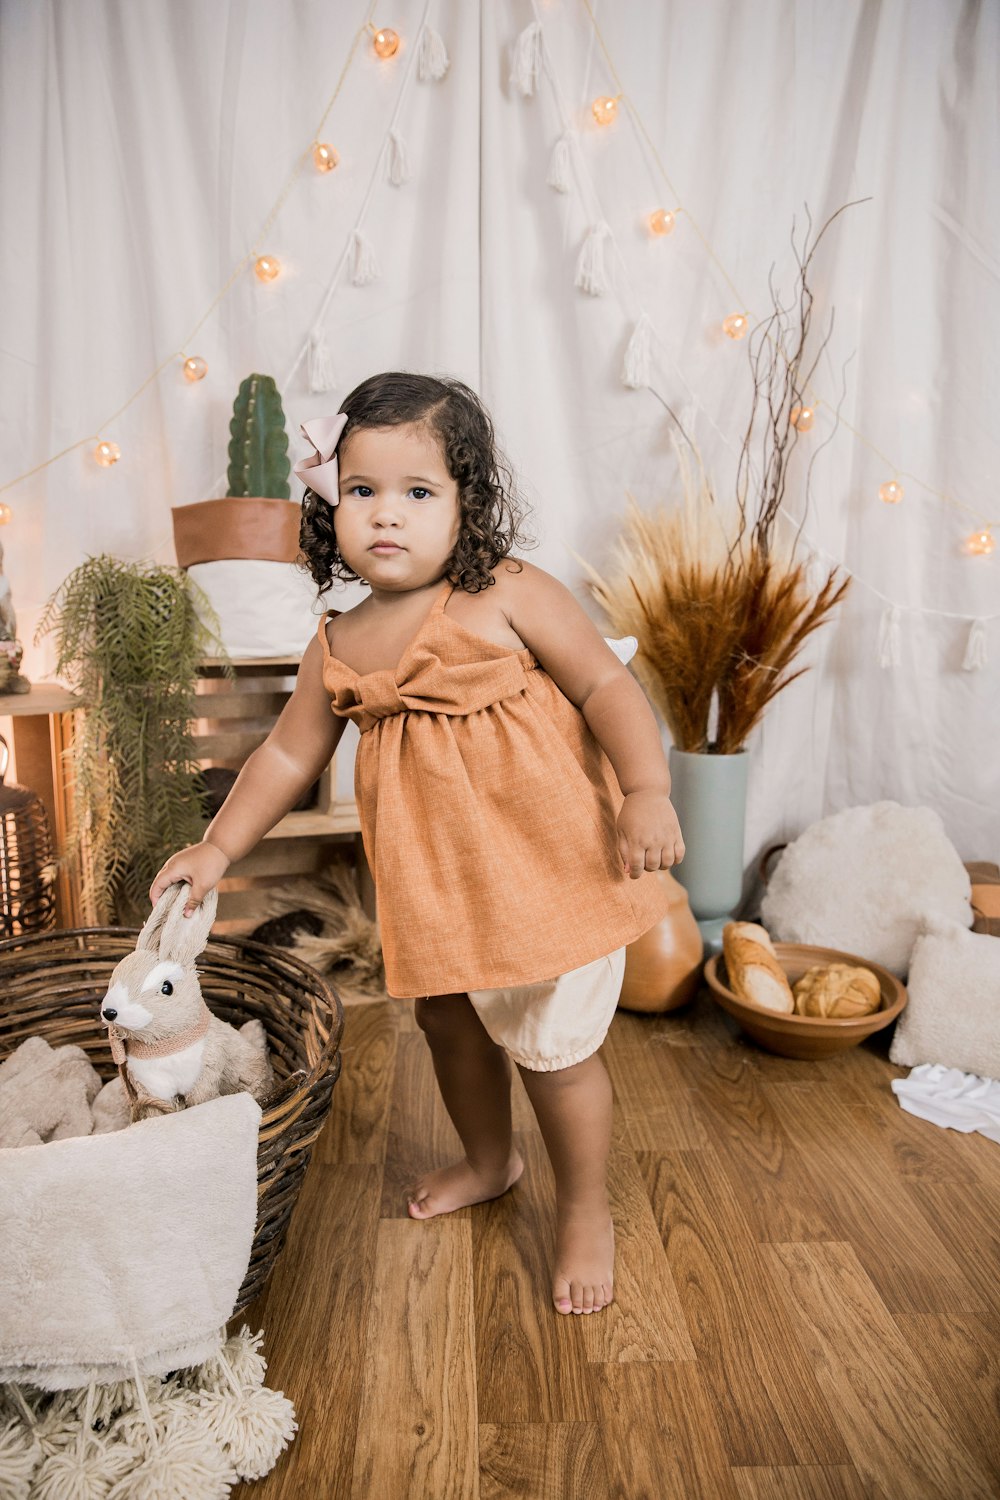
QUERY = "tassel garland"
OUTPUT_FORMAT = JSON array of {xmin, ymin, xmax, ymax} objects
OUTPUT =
[
  {"xmin": 546, "ymin": 131, "xmax": 572, "ymax": 192},
  {"xmin": 349, "ymin": 229, "xmax": 380, "ymax": 286},
  {"xmin": 622, "ymin": 314, "xmax": 653, "ymax": 388},
  {"xmin": 962, "ymin": 618, "xmax": 988, "ymax": 670},
  {"xmin": 510, "ymin": 21, "xmax": 542, "ymax": 97},
  {"xmin": 417, "ymin": 23, "xmax": 449, "ymax": 81},
  {"xmin": 307, "ymin": 327, "xmax": 335, "ymax": 393},
  {"xmin": 877, "ymin": 605, "xmax": 901, "ymax": 668},
  {"xmin": 386, "ymin": 128, "xmax": 411, "ymax": 187},
  {"xmin": 575, "ymin": 222, "xmax": 613, "ymax": 296}
]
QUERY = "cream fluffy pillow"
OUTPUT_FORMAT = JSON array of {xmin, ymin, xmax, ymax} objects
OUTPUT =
[
  {"xmin": 760, "ymin": 801, "xmax": 972, "ymax": 977},
  {"xmin": 889, "ymin": 921, "xmax": 1000, "ymax": 1079}
]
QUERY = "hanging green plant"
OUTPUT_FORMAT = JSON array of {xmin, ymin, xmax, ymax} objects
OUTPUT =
[{"xmin": 35, "ymin": 554, "xmax": 229, "ymax": 925}]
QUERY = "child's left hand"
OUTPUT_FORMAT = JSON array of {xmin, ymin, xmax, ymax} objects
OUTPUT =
[{"xmin": 616, "ymin": 790, "xmax": 685, "ymax": 879}]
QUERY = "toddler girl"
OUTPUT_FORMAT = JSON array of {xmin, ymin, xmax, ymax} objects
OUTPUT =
[{"xmin": 151, "ymin": 372, "xmax": 684, "ymax": 1316}]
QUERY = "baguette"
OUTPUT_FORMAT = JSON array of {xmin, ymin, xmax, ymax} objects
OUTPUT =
[{"xmin": 721, "ymin": 922, "xmax": 795, "ymax": 1014}]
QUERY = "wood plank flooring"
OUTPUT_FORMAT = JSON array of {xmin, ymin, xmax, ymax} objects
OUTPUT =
[{"xmin": 233, "ymin": 987, "xmax": 1000, "ymax": 1499}]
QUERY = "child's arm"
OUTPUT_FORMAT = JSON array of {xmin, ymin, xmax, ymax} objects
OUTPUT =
[
  {"xmin": 149, "ymin": 634, "xmax": 347, "ymax": 914},
  {"xmin": 505, "ymin": 562, "xmax": 685, "ymax": 878}
]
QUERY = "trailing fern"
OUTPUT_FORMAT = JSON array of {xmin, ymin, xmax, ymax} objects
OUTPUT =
[{"xmin": 35, "ymin": 555, "xmax": 229, "ymax": 925}]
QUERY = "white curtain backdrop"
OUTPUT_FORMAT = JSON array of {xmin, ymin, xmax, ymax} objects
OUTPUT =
[{"xmin": 2, "ymin": 0, "xmax": 997, "ymax": 889}]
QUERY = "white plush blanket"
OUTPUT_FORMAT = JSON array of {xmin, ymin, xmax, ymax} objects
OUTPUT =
[{"xmin": 0, "ymin": 1092, "xmax": 261, "ymax": 1390}]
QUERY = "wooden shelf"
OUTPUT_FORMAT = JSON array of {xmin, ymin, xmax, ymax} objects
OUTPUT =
[{"xmin": 0, "ymin": 682, "xmax": 80, "ymax": 717}]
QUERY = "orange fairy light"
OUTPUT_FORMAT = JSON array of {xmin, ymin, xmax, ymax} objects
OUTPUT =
[
  {"xmin": 591, "ymin": 95, "xmax": 620, "ymax": 126},
  {"xmin": 183, "ymin": 357, "xmax": 208, "ymax": 382},
  {"xmin": 878, "ymin": 481, "xmax": 904, "ymax": 504},
  {"xmin": 722, "ymin": 313, "xmax": 749, "ymax": 340},
  {"xmin": 94, "ymin": 441, "xmax": 121, "ymax": 467},
  {"xmin": 313, "ymin": 142, "xmax": 339, "ymax": 173},
  {"xmin": 648, "ymin": 209, "xmax": 675, "ymax": 236},
  {"xmin": 254, "ymin": 256, "xmax": 281, "ymax": 282},
  {"xmin": 790, "ymin": 404, "xmax": 815, "ymax": 431},
  {"xmin": 373, "ymin": 27, "xmax": 400, "ymax": 58}
]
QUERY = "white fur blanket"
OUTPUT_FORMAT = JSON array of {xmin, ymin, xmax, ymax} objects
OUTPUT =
[{"xmin": 0, "ymin": 1092, "xmax": 261, "ymax": 1390}]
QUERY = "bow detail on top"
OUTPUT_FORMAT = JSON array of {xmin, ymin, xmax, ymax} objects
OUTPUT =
[{"xmin": 293, "ymin": 411, "xmax": 349, "ymax": 506}]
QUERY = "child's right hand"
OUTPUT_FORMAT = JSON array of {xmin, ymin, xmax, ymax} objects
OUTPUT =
[{"xmin": 149, "ymin": 841, "xmax": 231, "ymax": 916}]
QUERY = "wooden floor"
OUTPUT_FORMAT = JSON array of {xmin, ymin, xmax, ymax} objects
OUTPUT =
[{"xmin": 234, "ymin": 985, "xmax": 1000, "ymax": 1500}]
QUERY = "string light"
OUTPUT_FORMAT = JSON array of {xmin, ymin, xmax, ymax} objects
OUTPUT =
[
  {"xmin": 182, "ymin": 356, "xmax": 208, "ymax": 383},
  {"xmin": 879, "ymin": 480, "xmax": 904, "ymax": 505},
  {"xmin": 591, "ymin": 94, "xmax": 620, "ymax": 126},
  {"xmin": 373, "ymin": 27, "xmax": 400, "ymax": 58},
  {"xmin": 254, "ymin": 255, "xmax": 281, "ymax": 282},
  {"xmin": 312, "ymin": 142, "xmax": 340, "ymax": 173},
  {"xmin": 94, "ymin": 441, "xmax": 121, "ymax": 467},
  {"xmin": 964, "ymin": 527, "xmax": 996, "ymax": 556},
  {"xmin": 647, "ymin": 208, "xmax": 676, "ymax": 236},
  {"xmin": 790, "ymin": 404, "xmax": 815, "ymax": 431},
  {"xmin": 0, "ymin": 504, "xmax": 12, "ymax": 525},
  {"xmin": 722, "ymin": 312, "xmax": 749, "ymax": 340}
]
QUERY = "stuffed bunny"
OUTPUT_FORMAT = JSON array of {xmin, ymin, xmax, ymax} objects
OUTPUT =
[{"xmin": 95, "ymin": 882, "xmax": 274, "ymax": 1123}]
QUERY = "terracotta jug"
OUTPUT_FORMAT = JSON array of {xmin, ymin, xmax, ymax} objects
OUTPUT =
[{"xmin": 618, "ymin": 868, "xmax": 704, "ymax": 1013}]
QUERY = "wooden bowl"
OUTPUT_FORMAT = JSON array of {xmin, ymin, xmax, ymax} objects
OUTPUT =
[{"xmin": 703, "ymin": 942, "xmax": 907, "ymax": 1059}]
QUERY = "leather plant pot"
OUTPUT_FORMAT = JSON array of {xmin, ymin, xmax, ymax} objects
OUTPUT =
[{"xmin": 171, "ymin": 498, "xmax": 301, "ymax": 568}]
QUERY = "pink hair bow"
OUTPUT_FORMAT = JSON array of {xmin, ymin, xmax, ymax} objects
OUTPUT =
[{"xmin": 292, "ymin": 412, "xmax": 349, "ymax": 506}]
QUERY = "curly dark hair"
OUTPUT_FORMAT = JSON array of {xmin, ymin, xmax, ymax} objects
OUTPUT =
[{"xmin": 296, "ymin": 371, "xmax": 536, "ymax": 595}]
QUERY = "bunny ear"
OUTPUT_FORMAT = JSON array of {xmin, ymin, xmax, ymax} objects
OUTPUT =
[
  {"xmin": 136, "ymin": 884, "xmax": 183, "ymax": 952},
  {"xmin": 157, "ymin": 884, "xmax": 218, "ymax": 968}
]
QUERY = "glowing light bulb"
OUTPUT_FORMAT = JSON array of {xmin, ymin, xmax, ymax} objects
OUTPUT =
[
  {"xmin": 879, "ymin": 481, "xmax": 904, "ymax": 505},
  {"xmin": 254, "ymin": 255, "xmax": 281, "ymax": 282},
  {"xmin": 183, "ymin": 356, "xmax": 208, "ymax": 382},
  {"xmin": 790, "ymin": 404, "xmax": 815, "ymax": 431},
  {"xmin": 0, "ymin": 503, "xmax": 12, "ymax": 525},
  {"xmin": 94, "ymin": 440, "xmax": 121, "ymax": 467},
  {"xmin": 964, "ymin": 527, "xmax": 996, "ymax": 556},
  {"xmin": 373, "ymin": 27, "xmax": 399, "ymax": 58},
  {"xmin": 648, "ymin": 209, "xmax": 675, "ymax": 237},
  {"xmin": 592, "ymin": 95, "xmax": 619, "ymax": 126},
  {"xmin": 313, "ymin": 142, "xmax": 339, "ymax": 173},
  {"xmin": 722, "ymin": 313, "xmax": 748, "ymax": 340}
]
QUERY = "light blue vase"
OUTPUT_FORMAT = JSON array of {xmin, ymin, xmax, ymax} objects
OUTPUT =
[{"xmin": 668, "ymin": 746, "xmax": 749, "ymax": 957}]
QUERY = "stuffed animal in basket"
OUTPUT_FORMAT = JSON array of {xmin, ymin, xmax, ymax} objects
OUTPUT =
[{"xmin": 94, "ymin": 881, "xmax": 274, "ymax": 1126}]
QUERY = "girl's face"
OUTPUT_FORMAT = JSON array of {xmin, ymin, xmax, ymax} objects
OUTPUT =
[{"xmin": 335, "ymin": 422, "xmax": 461, "ymax": 592}]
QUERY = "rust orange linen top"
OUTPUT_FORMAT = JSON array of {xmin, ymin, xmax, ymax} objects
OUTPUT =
[{"xmin": 319, "ymin": 577, "xmax": 671, "ymax": 999}]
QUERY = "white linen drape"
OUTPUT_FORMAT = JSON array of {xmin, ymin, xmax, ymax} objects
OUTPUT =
[{"xmin": 2, "ymin": 0, "xmax": 996, "ymax": 878}]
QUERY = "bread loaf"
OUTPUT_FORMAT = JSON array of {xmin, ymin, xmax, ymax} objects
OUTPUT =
[
  {"xmin": 792, "ymin": 963, "xmax": 881, "ymax": 1019},
  {"xmin": 722, "ymin": 922, "xmax": 795, "ymax": 1014}
]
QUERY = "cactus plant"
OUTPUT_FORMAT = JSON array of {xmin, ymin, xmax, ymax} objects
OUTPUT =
[{"xmin": 227, "ymin": 373, "xmax": 291, "ymax": 499}]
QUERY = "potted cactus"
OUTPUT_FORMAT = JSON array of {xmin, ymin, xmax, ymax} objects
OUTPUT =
[{"xmin": 172, "ymin": 374, "xmax": 320, "ymax": 656}]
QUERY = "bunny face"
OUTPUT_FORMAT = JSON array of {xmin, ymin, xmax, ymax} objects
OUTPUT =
[{"xmin": 99, "ymin": 883, "xmax": 218, "ymax": 1042}]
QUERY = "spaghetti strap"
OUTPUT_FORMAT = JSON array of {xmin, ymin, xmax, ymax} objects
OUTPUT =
[{"xmin": 317, "ymin": 575, "xmax": 453, "ymax": 670}]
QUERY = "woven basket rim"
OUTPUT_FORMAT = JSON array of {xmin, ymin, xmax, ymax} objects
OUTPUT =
[{"xmin": 0, "ymin": 924, "xmax": 345, "ymax": 1099}]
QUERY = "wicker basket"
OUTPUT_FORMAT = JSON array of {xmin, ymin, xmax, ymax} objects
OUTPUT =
[{"xmin": 0, "ymin": 926, "xmax": 344, "ymax": 1314}]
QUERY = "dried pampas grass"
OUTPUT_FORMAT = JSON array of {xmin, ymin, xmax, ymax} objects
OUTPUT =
[
  {"xmin": 252, "ymin": 862, "xmax": 385, "ymax": 1001},
  {"xmin": 578, "ymin": 440, "xmax": 849, "ymax": 754}
]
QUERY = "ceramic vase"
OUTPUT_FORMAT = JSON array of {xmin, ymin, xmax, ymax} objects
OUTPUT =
[
  {"xmin": 668, "ymin": 746, "xmax": 749, "ymax": 957},
  {"xmin": 618, "ymin": 868, "xmax": 704, "ymax": 1013}
]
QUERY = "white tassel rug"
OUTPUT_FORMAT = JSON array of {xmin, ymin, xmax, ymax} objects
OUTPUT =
[{"xmin": 0, "ymin": 1324, "xmax": 296, "ymax": 1498}]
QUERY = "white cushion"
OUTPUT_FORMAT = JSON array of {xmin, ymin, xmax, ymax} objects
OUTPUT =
[
  {"xmin": 188, "ymin": 560, "xmax": 325, "ymax": 659},
  {"xmin": 760, "ymin": 801, "xmax": 972, "ymax": 977},
  {"xmin": 889, "ymin": 920, "xmax": 1000, "ymax": 1079}
]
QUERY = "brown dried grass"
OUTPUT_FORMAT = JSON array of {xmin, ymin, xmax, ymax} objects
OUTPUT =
[{"xmin": 578, "ymin": 444, "xmax": 849, "ymax": 753}]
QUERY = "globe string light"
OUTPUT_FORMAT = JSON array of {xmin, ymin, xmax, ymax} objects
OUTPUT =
[{"xmin": 572, "ymin": 0, "xmax": 995, "ymax": 535}]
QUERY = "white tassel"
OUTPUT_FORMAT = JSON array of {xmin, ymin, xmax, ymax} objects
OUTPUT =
[
  {"xmin": 386, "ymin": 128, "xmax": 411, "ymax": 186},
  {"xmin": 510, "ymin": 21, "xmax": 542, "ymax": 97},
  {"xmin": 307, "ymin": 327, "xmax": 335, "ymax": 393},
  {"xmin": 417, "ymin": 23, "xmax": 449, "ymax": 81},
  {"xmin": 877, "ymin": 605, "xmax": 901, "ymax": 669},
  {"xmin": 622, "ymin": 314, "xmax": 653, "ymax": 388},
  {"xmin": 349, "ymin": 228, "xmax": 380, "ymax": 286},
  {"xmin": 575, "ymin": 221, "xmax": 612, "ymax": 296},
  {"xmin": 546, "ymin": 131, "xmax": 572, "ymax": 192},
  {"xmin": 962, "ymin": 618, "xmax": 988, "ymax": 671}
]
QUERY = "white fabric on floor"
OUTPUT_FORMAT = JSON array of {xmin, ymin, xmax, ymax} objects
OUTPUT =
[
  {"xmin": 0, "ymin": 1091, "xmax": 261, "ymax": 1389},
  {"xmin": 2, "ymin": 0, "xmax": 997, "ymax": 873},
  {"xmin": 891, "ymin": 1062, "xmax": 1000, "ymax": 1145}
]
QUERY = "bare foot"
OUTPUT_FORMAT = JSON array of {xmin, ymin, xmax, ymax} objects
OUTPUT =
[
  {"xmin": 551, "ymin": 1202, "xmax": 615, "ymax": 1315},
  {"xmin": 407, "ymin": 1150, "xmax": 524, "ymax": 1219}
]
